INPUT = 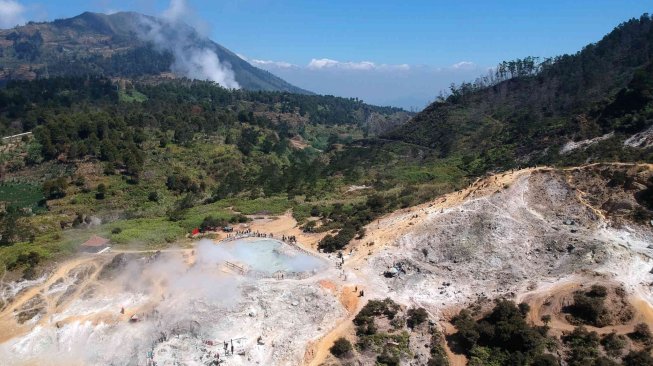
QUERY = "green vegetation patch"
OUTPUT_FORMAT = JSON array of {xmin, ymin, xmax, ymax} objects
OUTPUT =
[
  {"xmin": 119, "ymin": 89, "xmax": 148, "ymax": 103},
  {"xmin": 108, "ymin": 217, "xmax": 186, "ymax": 246},
  {"xmin": 0, "ymin": 182, "xmax": 45, "ymax": 212}
]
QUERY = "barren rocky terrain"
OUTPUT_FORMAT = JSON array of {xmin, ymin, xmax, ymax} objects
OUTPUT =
[{"xmin": 2, "ymin": 164, "xmax": 653, "ymax": 365}]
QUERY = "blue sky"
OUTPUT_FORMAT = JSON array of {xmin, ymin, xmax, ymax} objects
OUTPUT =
[{"xmin": 1, "ymin": 0, "xmax": 651, "ymax": 108}]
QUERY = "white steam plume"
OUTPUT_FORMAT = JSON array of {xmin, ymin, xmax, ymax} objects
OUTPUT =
[
  {"xmin": 137, "ymin": 0, "xmax": 240, "ymax": 89},
  {"xmin": 0, "ymin": 0, "xmax": 26, "ymax": 28}
]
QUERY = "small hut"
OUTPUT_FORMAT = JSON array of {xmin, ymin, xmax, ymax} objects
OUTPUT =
[{"xmin": 80, "ymin": 235, "xmax": 111, "ymax": 253}]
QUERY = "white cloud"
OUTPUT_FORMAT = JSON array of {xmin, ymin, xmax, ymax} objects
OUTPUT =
[
  {"xmin": 237, "ymin": 54, "xmax": 297, "ymax": 69},
  {"xmin": 0, "ymin": 0, "xmax": 26, "ymax": 28},
  {"xmin": 307, "ymin": 58, "xmax": 409, "ymax": 71},
  {"xmin": 452, "ymin": 61, "xmax": 475, "ymax": 69},
  {"xmin": 250, "ymin": 59, "xmax": 297, "ymax": 69},
  {"xmin": 239, "ymin": 54, "xmax": 411, "ymax": 72}
]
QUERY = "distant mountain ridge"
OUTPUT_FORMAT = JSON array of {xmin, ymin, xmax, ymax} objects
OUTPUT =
[{"xmin": 0, "ymin": 11, "xmax": 310, "ymax": 94}]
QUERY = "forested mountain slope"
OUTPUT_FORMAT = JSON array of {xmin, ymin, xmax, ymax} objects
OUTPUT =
[
  {"xmin": 385, "ymin": 15, "xmax": 653, "ymax": 174},
  {"xmin": 0, "ymin": 12, "xmax": 308, "ymax": 93},
  {"xmin": 0, "ymin": 77, "xmax": 421, "ymax": 272}
]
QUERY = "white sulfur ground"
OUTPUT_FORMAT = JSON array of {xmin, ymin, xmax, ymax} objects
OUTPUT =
[{"xmin": 0, "ymin": 239, "xmax": 346, "ymax": 366}]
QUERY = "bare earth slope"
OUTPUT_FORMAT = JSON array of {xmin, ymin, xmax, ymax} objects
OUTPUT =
[
  {"xmin": 351, "ymin": 164, "xmax": 653, "ymax": 312},
  {"xmin": 2, "ymin": 164, "xmax": 653, "ymax": 365}
]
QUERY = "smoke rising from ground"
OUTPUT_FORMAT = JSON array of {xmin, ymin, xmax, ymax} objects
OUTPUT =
[
  {"xmin": 0, "ymin": 238, "xmax": 333, "ymax": 364},
  {"xmin": 137, "ymin": 0, "xmax": 240, "ymax": 89}
]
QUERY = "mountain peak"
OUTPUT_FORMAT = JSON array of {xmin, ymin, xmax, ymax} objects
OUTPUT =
[{"xmin": 0, "ymin": 11, "xmax": 310, "ymax": 93}]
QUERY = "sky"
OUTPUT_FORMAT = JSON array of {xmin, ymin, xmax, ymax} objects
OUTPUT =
[{"xmin": 0, "ymin": 0, "xmax": 651, "ymax": 109}]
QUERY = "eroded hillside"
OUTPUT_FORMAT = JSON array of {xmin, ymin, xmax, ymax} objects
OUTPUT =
[{"xmin": 313, "ymin": 163, "xmax": 653, "ymax": 365}]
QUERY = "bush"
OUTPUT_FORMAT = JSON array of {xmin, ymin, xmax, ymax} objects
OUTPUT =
[
  {"xmin": 200, "ymin": 216, "xmax": 226, "ymax": 231},
  {"xmin": 318, "ymin": 225, "xmax": 357, "ymax": 252},
  {"xmin": 531, "ymin": 354, "xmax": 559, "ymax": 366},
  {"xmin": 628, "ymin": 323, "xmax": 652, "ymax": 345},
  {"xmin": 406, "ymin": 307, "xmax": 429, "ymax": 329},
  {"xmin": 623, "ymin": 350, "xmax": 653, "ymax": 366},
  {"xmin": 8, "ymin": 251, "xmax": 40, "ymax": 270},
  {"xmin": 166, "ymin": 173, "xmax": 200, "ymax": 193},
  {"xmin": 588, "ymin": 285, "xmax": 608, "ymax": 298},
  {"xmin": 353, "ymin": 298, "xmax": 400, "ymax": 336},
  {"xmin": 95, "ymin": 183, "xmax": 106, "ymax": 200},
  {"xmin": 302, "ymin": 220, "xmax": 317, "ymax": 233},
  {"xmin": 566, "ymin": 289, "xmax": 610, "ymax": 327},
  {"xmin": 601, "ymin": 332, "xmax": 626, "ymax": 358},
  {"xmin": 229, "ymin": 214, "xmax": 250, "ymax": 224},
  {"xmin": 329, "ymin": 337, "xmax": 352, "ymax": 358},
  {"xmin": 427, "ymin": 355, "xmax": 449, "ymax": 366},
  {"xmin": 148, "ymin": 191, "xmax": 159, "ymax": 202},
  {"xmin": 377, "ymin": 351, "xmax": 400, "ymax": 366},
  {"xmin": 74, "ymin": 175, "xmax": 86, "ymax": 187},
  {"xmin": 43, "ymin": 177, "xmax": 67, "ymax": 199},
  {"xmin": 562, "ymin": 326, "xmax": 600, "ymax": 366},
  {"xmin": 451, "ymin": 300, "xmax": 553, "ymax": 363}
]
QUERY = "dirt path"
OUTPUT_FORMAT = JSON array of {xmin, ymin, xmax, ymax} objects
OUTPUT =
[
  {"xmin": 304, "ymin": 282, "xmax": 364, "ymax": 366},
  {"xmin": 441, "ymin": 322, "xmax": 467, "ymax": 366},
  {"xmin": 304, "ymin": 309, "xmax": 355, "ymax": 366}
]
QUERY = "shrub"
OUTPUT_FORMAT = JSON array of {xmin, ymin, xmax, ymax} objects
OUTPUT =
[
  {"xmin": 428, "ymin": 328, "xmax": 450, "ymax": 366},
  {"xmin": 200, "ymin": 216, "xmax": 226, "ymax": 231},
  {"xmin": 329, "ymin": 337, "xmax": 352, "ymax": 358},
  {"xmin": 355, "ymin": 298, "xmax": 401, "ymax": 321},
  {"xmin": 376, "ymin": 351, "xmax": 400, "ymax": 366},
  {"xmin": 318, "ymin": 225, "xmax": 357, "ymax": 252},
  {"xmin": 541, "ymin": 314, "xmax": 552, "ymax": 325},
  {"xmin": 600, "ymin": 332, "xmax": 626, "ymax": 358},
  {"xmin": 406, "ymin": 307, "xmax": 429, "ymax": 329},
  {"xmin": 566, "ymin": 289, "xmax": 610, "ymax": 327},
  {"xmin": 148, "ymin": 191, "xmax": 159, "ymax": 202},
  {"xmin": 628, "ymin": 322, "xmax": 653, "ymax": 345},
  {"xmin": 451, "ymin": 300, "xmax": 554, "ymax": 363},
  {"xmin": 42, "ymin": 177, "xmax": 67, "ymax": 199},
  {"xmin": 8, "ymin": 251, "xmax": 40, "ymax": 270},
  {"xmin": 95, "ymin": 183, "xmax": 106, "ymax": 200},
  {"xmin": 562, "ymin": 326, "xmax": 600, "ymax": 366},
  {"xmin": 353, "ymin": 298, "xmax": 400, "ymax": 336},
  {"xmin": 587, "ymin": 285, "xmax": 608, "ymax": 298},
  {"xmin": 427, "ymin": 354, "xmax": 449, "ymax": 366},
  {"xmin": 531, "ymin": 354, "xmax": 559, "ymax": 366},
  {"xmin": 229, "ymin": 214, "xmax": 250, "ymax": 224},
  {"xmin": 74, "ymin": 176, "xmax": 86, "ymax": 186},
  {"xmin": 302, "ymin": 220, "xmax": 317, "ymax": 233},
  {"xmin": 623, "ymin": 350, "xmax": 653, "ymax": 366}
]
